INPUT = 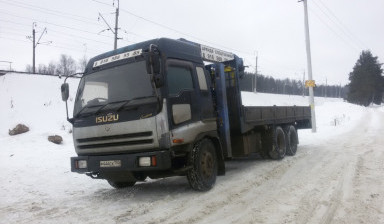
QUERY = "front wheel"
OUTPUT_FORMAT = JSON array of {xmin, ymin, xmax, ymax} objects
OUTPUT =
[{"xmin": 187, "ymin": 139, "xmax": 218, "ymax": 191}]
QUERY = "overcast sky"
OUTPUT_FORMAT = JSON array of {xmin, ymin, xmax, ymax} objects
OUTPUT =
[{"xmin": 1, "ymin": 0, "xmax": 383, "ymax": 85}]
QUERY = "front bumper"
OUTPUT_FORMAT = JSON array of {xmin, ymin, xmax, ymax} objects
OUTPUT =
[{"xmin": 71, "ymin": 150, "xmax": 171, "ymax": 173}]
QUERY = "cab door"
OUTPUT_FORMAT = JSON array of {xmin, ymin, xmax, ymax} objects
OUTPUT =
[{"xmin": 166, "ymin": 59, "xmax": 199, "ymax": 129}]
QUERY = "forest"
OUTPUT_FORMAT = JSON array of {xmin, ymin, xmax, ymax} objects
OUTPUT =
[{"xmin": 239, "ymin": 72, "xmax": 346, "ymax": 98}]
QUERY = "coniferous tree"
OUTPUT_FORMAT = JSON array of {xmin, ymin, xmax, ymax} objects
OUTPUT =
[{"xmin": 347, "ymin": 50, "xmax": 383, "ymax": 106}]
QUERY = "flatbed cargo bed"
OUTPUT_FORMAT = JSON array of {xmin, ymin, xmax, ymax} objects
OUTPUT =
[{"xmin": 243, "ymin": 105, "xmax": 311, "ymax": 129}]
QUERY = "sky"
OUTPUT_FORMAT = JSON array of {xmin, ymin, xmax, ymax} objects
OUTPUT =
[{"xmin": 0, "ymin": 0, "xmax": 383, "ymax": 85}]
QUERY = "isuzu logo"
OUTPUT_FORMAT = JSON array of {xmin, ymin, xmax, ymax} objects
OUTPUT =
[{"xmin": 96, "ymin": 113, "xmax": 119, "ymax": 124}]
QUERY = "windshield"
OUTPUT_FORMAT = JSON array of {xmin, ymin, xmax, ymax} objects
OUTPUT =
[{"xmin": 74, "ymin": 60, "xmax": 155, "ymax": 116}]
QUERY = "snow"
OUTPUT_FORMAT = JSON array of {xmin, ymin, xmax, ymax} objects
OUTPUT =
[{"xmin": 1, "ymin": 73, "xmax": 384, "ymax": 223}]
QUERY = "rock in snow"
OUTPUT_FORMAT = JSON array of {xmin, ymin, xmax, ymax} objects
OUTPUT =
[
  {"xmin": 48, "ymin": 135, "xmax": 63, "ymax": 144},
  {"xmin": 8, "ymin": 123, "xmax": 29, "ymax": 136}
]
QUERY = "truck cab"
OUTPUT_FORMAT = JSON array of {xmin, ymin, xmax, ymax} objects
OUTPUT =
[{"xmin": 62, "ymin": 38, "xmax": 228, "ymax": 190}]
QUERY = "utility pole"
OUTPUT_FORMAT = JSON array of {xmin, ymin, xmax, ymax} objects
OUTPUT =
[
  {"xmin": 98, "ymin": 0, "xmax": 120, "ymax": 50},
  {"xmin": 33, "ymin": 23, "xmax": 36, "ymax": 73},
  {"xmin": 300, "ymin": 0, "xmax": 316, "ymax": 132},
  {"xmin": 114, "ymin": 0, "xmax": 119, "ymax": 50},
  {"xmin": 27, "ymin": 22, "xmax": 50, "ymax": 74},
  {"xmin": 254, "ymin": 52, "xmax": 258, "ymax": 93},
  {"xmin": 303, "ymin": 71, "xmax": 306, "ymax": 97}
]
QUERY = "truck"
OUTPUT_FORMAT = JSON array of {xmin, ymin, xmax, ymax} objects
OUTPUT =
[{"xmin": 61, "ymin": 38, "xmax": 311, "ymax": 191}]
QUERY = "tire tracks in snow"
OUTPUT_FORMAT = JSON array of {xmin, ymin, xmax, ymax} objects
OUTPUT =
[
  {"xmin": 118, "ymin": 110, "xmax": 382, "ymax": 224},
  {"xmin": 3, "ymin": 110, "xmax": 384, "ymax": 224}
]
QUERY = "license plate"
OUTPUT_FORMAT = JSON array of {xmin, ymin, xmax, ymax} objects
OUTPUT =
[{"xmin": 100, "ymin": 160, "xmax": 121, "ymax": 168}]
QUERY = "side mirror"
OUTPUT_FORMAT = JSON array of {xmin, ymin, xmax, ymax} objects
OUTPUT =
[
  {"xmin": 145, "ymin": 53, "xmax": 161, "ymax": 74},
  {"xmin": 153, "ymin": 73, "xmax": 164, "ymax": 87},
  {"xmin": 146, "ymin": 44, "xmax": 161, "ymax": 75},
  {"xmin": 61, "ymin": 83, "xmax": 69, "ymax": 101},
  {"xmin": 152, "ymin": 54, "xmax": 161, "ymax": 74}
]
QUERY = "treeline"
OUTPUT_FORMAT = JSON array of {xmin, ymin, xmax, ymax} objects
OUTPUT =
[
  {"xmin": 25, "ymin": 54, "xmax": 87, "ymax": 76},
  {"xmin": 25, "ymin": 54, "xmax": 348, "ymax": 99},
  {"xmin": 239, "ymin": 72, "xmax": 346, "ymax": 98}
]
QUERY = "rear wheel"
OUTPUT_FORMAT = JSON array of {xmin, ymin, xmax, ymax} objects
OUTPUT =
[
  {"xmin": 285, "ymin": 125, "xmax": 298, "ymax": 156},
  {"xmin": 187, "ymin": 139, "xmax": 218, "ymax": 191},
  {"xmin": 262, "ymin": 126, "xmax": 286, "ymax": 160},
  {"xmin": 269, "ymin": 126, "xmax": 286, "ymax": 160},
  {"xmin": 107, "ymin": 180, "xmax": 136, "ymax": 189}
]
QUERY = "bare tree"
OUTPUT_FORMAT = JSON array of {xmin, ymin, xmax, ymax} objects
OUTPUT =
[
  {"xmin": 47, "ymin": 62, "xmax": 56, "ymax": 75},
  {"xmin": 37, "ymin": 64, "xmax": 48, "ymax": 74},
  {"xmin": 78, "ymin": 56, "xmax": 88, "ymax": 73},
  {"xmin": 56, "ymin": 54, "xmax": 77, "ymax": 77},
  {"xmin": 25, "ymin": 64, "xmax": 33, "ymax": 73}
]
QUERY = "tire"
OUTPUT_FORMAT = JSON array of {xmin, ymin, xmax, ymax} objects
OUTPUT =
[
  {"xmin": 187, "ymin": 139, "xmax": 218, "ymax": 191},
  {"xmin": 268, "ymin": 126, "xmax": 286, "ymax": 160},
  {"xmin": 285, "ymin": 125, "xmax": 298, "ymax": 156},
  {"xmin": 107, "ymin": 180, "xmax": 136, "ymax": 189}
]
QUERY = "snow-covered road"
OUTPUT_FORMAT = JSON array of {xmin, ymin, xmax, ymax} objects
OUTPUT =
[{"xmin": 1, "ymin": 111, "xmax": 383, "ymax": 224}]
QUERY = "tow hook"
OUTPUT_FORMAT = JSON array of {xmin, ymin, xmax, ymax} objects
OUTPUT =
[{"xmin": 86, "ymin": 172, "xmax": 100, "ymax": 179}]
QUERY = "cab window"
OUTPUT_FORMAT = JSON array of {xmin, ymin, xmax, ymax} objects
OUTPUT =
[{"xmin": 167, "ymin": 66, "xmax": 194, "ymax": 95}]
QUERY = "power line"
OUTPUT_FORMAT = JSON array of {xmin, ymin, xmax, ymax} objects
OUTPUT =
[
  {"xmin": 0, "ymin": 18, "xmax": 30, "ymax": 27},
  {"xmin": 310, "ymin": 0, "xmax": 365, "ymax": 50},
  {"xmin": 0, "ymin": 9, "xmax": 137, "ymax": 45},
  {"xmin": 0, "ymin": 0, "xmax": 102, "ymax": 26},
  {"xmin": 314, "ymin": 0, "xmax": 367, "ymax": 49},
  {"xmin": 0, "ymin": 36, "xmax": 101, "ymax": 57},
  {"xmin": 89, "ymin": 0, "xmax": 255, "ymax": 56},
  {"xmin": 89, "ymin": 0, "xmax": 114, "ymax": 8},
  {"xmin": 0, "ymin": 36, "xmax": 30, "ymax": 43},
  {"xmin": 0, "ymin": 10, "xmax": 131, "ymax": 46},
  {"xmin": 0, "ymin": 20, "xmax": 117, "ymax": 46},
  {"xmin": 307, "ymin": 6, "xmax": 360, "ymax": 52}
]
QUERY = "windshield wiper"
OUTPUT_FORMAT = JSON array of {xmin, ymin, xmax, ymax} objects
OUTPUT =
[
  {"xmin": 75, "ymin": 96, "xmax": 157, "ymax": 118},
  {"xmin": 116, "ymin": 96, "xmax": 157, "ymax": 112},
  {"xmin": 93, "ymin": 100, "xmax": 128, "ymax": 114},
  {"xmin": 75, "ymin": 104, "xmax": 103, "ymax": 118}
]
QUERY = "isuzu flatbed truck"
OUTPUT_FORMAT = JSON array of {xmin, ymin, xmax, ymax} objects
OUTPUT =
[{"xmin": 61, "ymin": 38, "xmax": 311, "ymax": 191}]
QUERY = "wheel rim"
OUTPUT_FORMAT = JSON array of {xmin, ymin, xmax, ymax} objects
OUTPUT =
[{"xmin": 201, "ymin": 150, "xmax": 214, "ymax": 179}]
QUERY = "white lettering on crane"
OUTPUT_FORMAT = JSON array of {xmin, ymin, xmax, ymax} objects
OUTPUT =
[{"xmin": 200, "ymin": 45, "xmax": 234, "ymax": 63}]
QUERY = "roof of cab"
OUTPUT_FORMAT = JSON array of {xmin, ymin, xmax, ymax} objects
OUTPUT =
[{"xmin": 85, "ymin": 38, "xmax": 204, "ymax": 72}]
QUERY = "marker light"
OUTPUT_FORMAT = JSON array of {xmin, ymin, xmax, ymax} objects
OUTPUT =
[{"xmin": 139, "ymin": 157, "xmax": 151, "ymax": 167}]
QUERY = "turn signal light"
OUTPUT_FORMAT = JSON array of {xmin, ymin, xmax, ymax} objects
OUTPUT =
[
  {"xmin": 172, "ymin": 138, "xmax": 184, "ymax": 144},
  {"xmin": 151, "ymin": 156, "xmax": 157, "ymax": 166}
]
